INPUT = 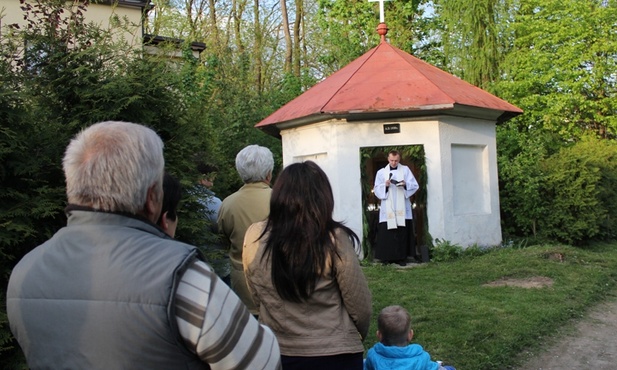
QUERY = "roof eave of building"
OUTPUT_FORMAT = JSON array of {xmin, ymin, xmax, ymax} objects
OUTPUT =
[
  {"xmin": 143, "ymin": 34, "xmax": 206, "ymax": 52},
  {"xmin": 257, "ymin": 104, "xmax": 523, "ymax": 138},
  {"xmin": 91, "ymin": 0, "xmax": 151, "ymax": 10}
]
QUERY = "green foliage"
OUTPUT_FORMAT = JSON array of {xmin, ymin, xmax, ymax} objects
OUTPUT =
[
  {"xmin": 430, "ymin": 238, "xmax": 464, "ymax": 262},
  {"xmin": 428, "ymin": 239, "xmax": 497, "ymax": 262},
  {"xmin": 427, "ymin": 238, "xmax": 535, "ymax": 264},
  {"xmin": 0, "ymin": 0, "xmax": 218, "ymax": 363},
  {"xmin": 435, "ymin": 0, "xmax": 507, "ymax": 88},
  {"xmin": 315, "ymin": 0, "xmax": 376, "ymax": 73},
  {"xmin": 462, "ymin": 244, "xmax": 491, "ymax": 258},
  {"xmin": 538, "ymin": 137, "xmax": 617, "ymax": 244},
  {"xmin": 497, "ymin": 123, "xmax": 552, "ymax": 237},
  {"xmin": 494, "ymin": 0, "xmax": 617, "ymax": 140},
  {"xmin": 316, "ymin": 0, "xmax": 439, "ymax": 75},
  {"xmin": 192, "ymin": 51, "xmax": 283, "ymax": 200},
  {"xmin": 497, "ymin": 2, "xmax": 617, "ymax": 242},
  {"xmin": 499, "ymin": 132, "xmax": 617, "ymax": 245}
]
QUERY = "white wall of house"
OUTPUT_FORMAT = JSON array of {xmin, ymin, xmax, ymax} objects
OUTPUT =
[
  {"xmin": 280, "ymin": 115, "xmax": 503, "ymax": 252},
  {"xmin": 0, "ymin": 0, "xmax": 143, "ymax": 45}
]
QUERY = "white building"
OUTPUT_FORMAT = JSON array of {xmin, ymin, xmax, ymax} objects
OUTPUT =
[
  {"xmin": 0, "ymin": 0, "xmax": 205, "ymax": 58},
  {"xmin": 256, "ymin": 25, "xmax": 523, "ymax": 255}
]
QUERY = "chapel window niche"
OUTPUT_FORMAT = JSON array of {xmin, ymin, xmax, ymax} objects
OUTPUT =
[{"xmin": 451, "ymin": 144, "xmax": 490, "ymax": 215}]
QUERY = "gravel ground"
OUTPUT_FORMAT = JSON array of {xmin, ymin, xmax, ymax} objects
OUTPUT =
[{"xmin": 513, "ymin": 290, "xmax": 617, "ymax": 370}]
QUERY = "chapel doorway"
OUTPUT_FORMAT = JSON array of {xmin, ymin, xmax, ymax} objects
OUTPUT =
[{"xmin": 360, "ymin": 146, "xmax": 427, "ymax": 261}]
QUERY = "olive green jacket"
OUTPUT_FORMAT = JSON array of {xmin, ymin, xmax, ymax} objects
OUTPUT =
[{"xmin": 217, "ymin": 182, "xmax": 271, "ymax": 314}]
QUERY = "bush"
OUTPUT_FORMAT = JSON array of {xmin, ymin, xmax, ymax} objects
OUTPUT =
[
  {"xmin": 430, "ymin": 239, "xmax": 464, "ymax": 262},
  {"xmin": 497, "ymin": 128, "xmax": 549, "ymax": 238},
  {"xmin": 499, "ymin": 125, "xmax": 617, "ymax": 245},
  {"xmin": 538, "ymin": 136, "xmax": 617, "ymax": 244},
  {"xmin": 429, "ymin": 240, "xmax": 500, "ymax": 262},
  {"xmin": 0, "ymin": 0, "xmax": 215, "ymax": 363}
]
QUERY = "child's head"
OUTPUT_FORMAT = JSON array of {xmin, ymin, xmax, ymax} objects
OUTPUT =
[{"xmin": 377, "ymin": 305, "xmax": 413, "ymax": 347}]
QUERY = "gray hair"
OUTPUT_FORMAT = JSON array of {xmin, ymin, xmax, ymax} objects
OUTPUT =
[
  {"xmin": 63, "ymin": 121, "xmax": 165, "ymax": 214},
  {"xmin": 235, "ymin": 145, "xmax": 274, "ymax": 183}
]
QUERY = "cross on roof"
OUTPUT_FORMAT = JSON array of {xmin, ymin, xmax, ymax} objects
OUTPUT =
[{"xmin": 369, "ymin": 0, "xmax": 392, "ymax": 23}]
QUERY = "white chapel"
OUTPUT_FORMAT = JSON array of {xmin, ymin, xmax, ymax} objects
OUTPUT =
[{"xmin": 256, "ymin": 15, "xmax": 522, "ymax": 255}]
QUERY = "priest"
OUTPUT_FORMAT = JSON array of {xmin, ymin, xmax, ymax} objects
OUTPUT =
[{"xmin": 373, "ymin": 150, "xmax": 419, "ymax": 265}]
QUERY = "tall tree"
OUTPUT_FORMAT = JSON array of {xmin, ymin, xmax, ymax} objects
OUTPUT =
[
  {"xmin": 315, "ymin": 0, "xmax": 436, "ymax": 76},
  {"xmin": 494, "ymin": 0, "xmax": 617, "ymax": 140},
  {"xmin": 184, "ymin": 0, "xmax": 207, "ymax": 36},
  {"xmin": 495, "ymin": 0, "xmax": 617, "ymax": 239},
  {"xmin": 232, "ymin": 0, "xmax": 248, "ymax": 53},
  {"xmin": 254, "ymin": 0, "xmax": 263, "ymax": 92},
  {"xmin": 315, "ymin": 0, "xmax": 380, "ymax": 74},
  {"xmin": 435, "ymin": 0, "xmax": 507, "ymax": 88},
  {"xmin": 208, "ymin": 0, "xmax": 220, "ymax": 47},
  {"xmin": 292, "ymin": 0, "xmax": 303, "ymax": 76},
  {"xmin": 280, "ymin": 0, "xmax": 293, "ymax": 73}
]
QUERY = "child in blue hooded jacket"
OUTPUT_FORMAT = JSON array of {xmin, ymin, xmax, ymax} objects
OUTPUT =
[{"xmin": 364, "ymin": 305, "xmax": 455, "ymax": 370}]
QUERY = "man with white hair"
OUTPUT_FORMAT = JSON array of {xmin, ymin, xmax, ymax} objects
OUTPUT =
[
  {"xmin": 7, "ymin": 121, "xmax": 281, "ymax": 369},
  {"xmin": 218, "ymin": 144, "xmax": 274, "ymax": 316}
]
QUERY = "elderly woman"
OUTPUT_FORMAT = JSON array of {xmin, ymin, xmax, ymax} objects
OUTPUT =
[
  {"xmin": 218, "ymin": 144, "xmax": 274, "ymax": 315},
  {"xmin": 243, "ymin": 161, "xmax": 372, "ymax": 370}
]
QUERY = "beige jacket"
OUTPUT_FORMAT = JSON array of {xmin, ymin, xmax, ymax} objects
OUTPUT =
[
  {"xmin": 243, "ymin": 221, "xmax": 372, "ymax": 356},
  {"xmin": 217, "ymin": 182, "xmax": 271, "ymax": 315}
]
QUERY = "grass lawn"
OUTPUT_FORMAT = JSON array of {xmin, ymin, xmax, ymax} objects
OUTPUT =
[{"xmin": 362, "ymin": 242, "xmax": 617, "ymax": 369}]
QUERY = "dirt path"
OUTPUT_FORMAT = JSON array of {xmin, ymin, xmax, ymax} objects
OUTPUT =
[{"xmin": 514, "ymin": 290, "xmax": 617, "ymax": 370}]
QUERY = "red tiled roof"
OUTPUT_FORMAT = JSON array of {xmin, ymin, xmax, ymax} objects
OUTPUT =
[{"xmin": 256, "ymin": 40, "xmax": 522, "ymax": 130}]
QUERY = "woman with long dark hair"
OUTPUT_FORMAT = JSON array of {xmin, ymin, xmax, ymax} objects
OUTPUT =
[{"xmin": 243, "ymin": 161, "xmax": 372, "ymax": 370}]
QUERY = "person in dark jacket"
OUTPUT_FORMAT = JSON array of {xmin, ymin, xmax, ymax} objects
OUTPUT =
[{"xmin": 158, "ymin": 172, "xmax": 182, "ymax": 237}]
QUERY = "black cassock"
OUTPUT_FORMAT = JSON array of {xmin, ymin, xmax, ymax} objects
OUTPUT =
[{"xmin": 374, "ymin": 219, "xmax": 416, "ymax": 263}]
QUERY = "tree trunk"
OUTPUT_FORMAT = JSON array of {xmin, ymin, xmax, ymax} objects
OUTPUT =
[
  {"xmin": 232, "ymin": 0, "xmax": 246, "ymax": 53},
  {"xmin": 292, "ymin": 0, "xmax": 302, "ymax": 77},
  {"xmin": 437, "ymin": 0, "xmax": 500, "ymax": 89},
  {"xmin": 254, "ymin": 0, "xmax": 262, "ymax": 93},
  {"xmin": 208, "ymin": 0, "xmax": 219, "ymax": 47},
  {"xmin": 280, "ymin": 0, "xmax": 292, "ymax": 73}
]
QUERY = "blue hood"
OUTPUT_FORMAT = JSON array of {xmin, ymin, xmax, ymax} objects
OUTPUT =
[{"xmin": 364, "ymin": 343, "xmax": 440, "ymax": 370}]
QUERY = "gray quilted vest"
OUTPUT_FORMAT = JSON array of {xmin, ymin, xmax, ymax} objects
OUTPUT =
[{"xmin": 7, "ymin": 210, "xmax": 208, "ymax": 369}]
